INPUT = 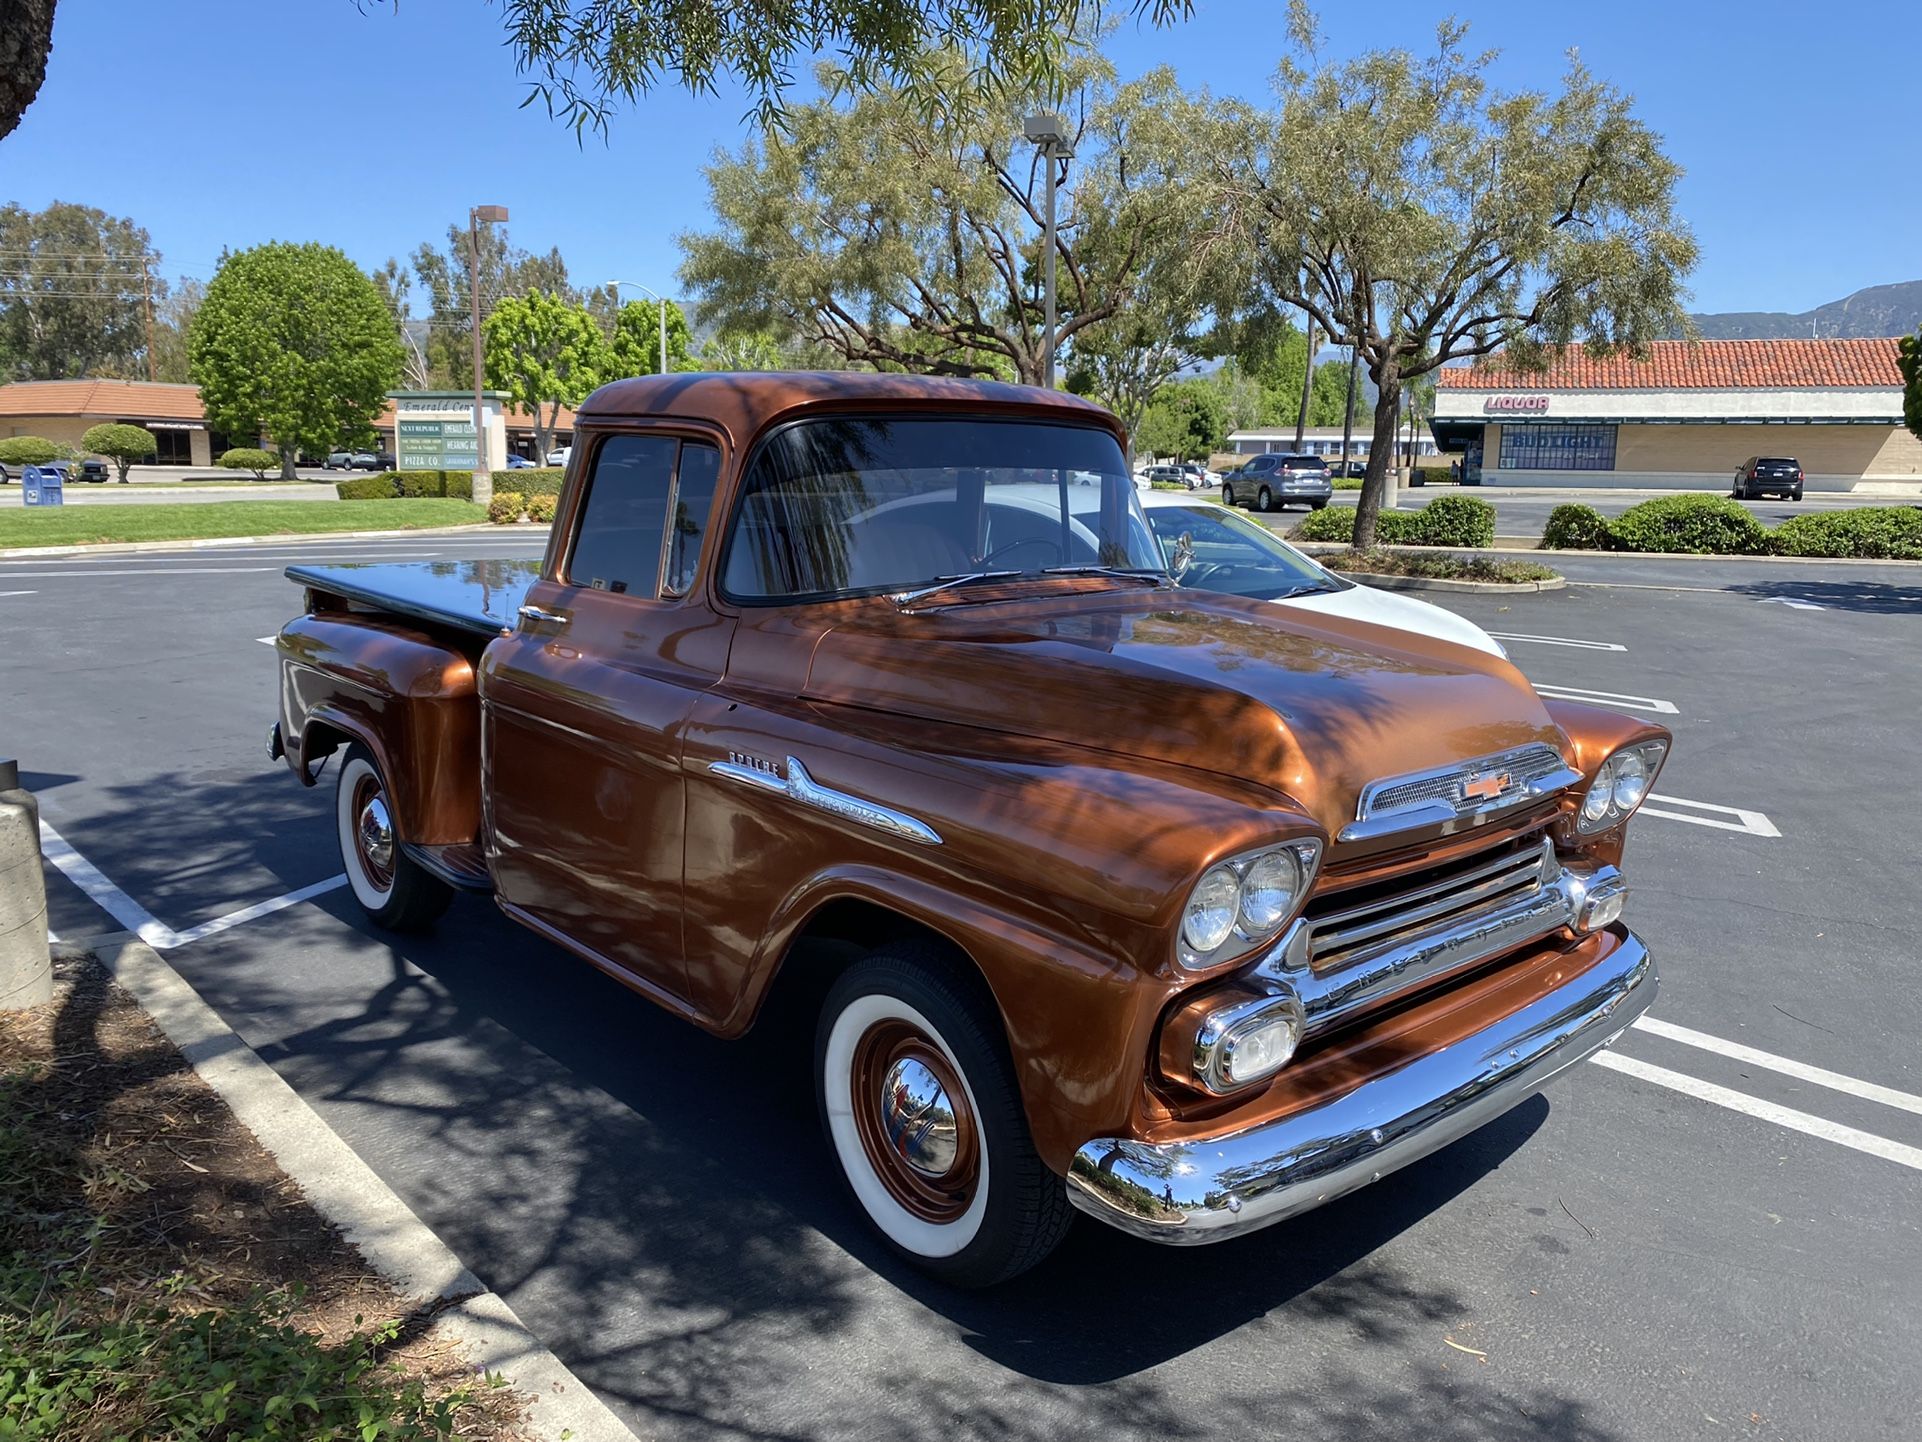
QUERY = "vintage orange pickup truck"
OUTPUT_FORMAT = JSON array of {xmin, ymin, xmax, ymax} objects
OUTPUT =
[{"xmin": 271, "ymin": 373, "xmax": 1665, "ymax": 1286}]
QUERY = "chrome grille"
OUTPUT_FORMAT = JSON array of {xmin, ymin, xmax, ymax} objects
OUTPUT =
[
  {"xmin": 1340, "ymin": 743, "xmax": 1581, "ymax": 843},
  {"xmin": 1303, "ymin": 837, "xmax": 1556, "ymax": 974}
]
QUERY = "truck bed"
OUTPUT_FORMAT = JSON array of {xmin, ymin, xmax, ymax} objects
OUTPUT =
[{"xmin": 286, "ymin": 558, "xmax": 542, "ymax": 638}]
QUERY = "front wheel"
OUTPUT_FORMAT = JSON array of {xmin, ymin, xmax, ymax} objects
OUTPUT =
[
  {"xmin": 817, "ymin": 946, "xmax": 1073, "ymax": 1287},
  {"xmin": 1220, "ymin": 483, "xmax": 1235, "ymax": 507},
  {"xmin": 335, "ymin": 744, "xmax": 453, "ymax": 931}
]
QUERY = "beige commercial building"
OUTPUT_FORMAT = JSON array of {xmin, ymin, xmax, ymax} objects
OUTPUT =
[{"xmin": 1431, "ymin": 338, "xmax": 1921, "ymax": 491}]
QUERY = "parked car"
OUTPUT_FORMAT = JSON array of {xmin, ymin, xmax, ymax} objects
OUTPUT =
[
  {"xmin": 545, "ymin": 445, "xmax": 572, "ymax": 467},
  {"xmin": 1178, "ymin": 461, "xmax": 1219, "ymax": 488},
  {"xmin": 76, "ymin": 459, "xmax": 111, "ymax": 483},
  {"xmin": 1733, "ymin": 456, "xmax": 1804, "ymax": 501},
  {"xmin": 1141, "ymin": 463, "xmax": 1194, "ymax": 489},
  {"xmin": 269, "ymin": 372, "xmax": 1663, "ymax": 1287},
  {"xmin": 505, "ymin": 454, "xmax": 538, "ymax": 470},
  {"xmin": 345, "ymin": 452, "xmax": 384, "ymax": 472},
  {"xmin": 1220, "ymin": 453, "xmax": 1333, "ymax": 512},
  {"xmin": 1139, "ymin": 492, "xmax": 1504, "ymax": 656},
  {"xmin": 1328, "ymin": 459, "xmax": 1369, "ymax": 479},
  {"xmin": 324, "ymin": 451, "xmax": 355, "ymax": 471}
]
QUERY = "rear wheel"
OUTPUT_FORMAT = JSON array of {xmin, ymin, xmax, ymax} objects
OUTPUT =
[
  {"xmin": 1791, "ymin": 486, "xmax": 1804, "ymax": 501},
  {"xmin": 1310, "ymin": 499, "xmax": 1328, "ymax": 510},
  {"xmin": 1257, "ymin": 485, "xmax": 1274, "ymax": 513},
  {"xmin": 816, "ymin": 945, "xmax": 1072, "ymax": 1287},
  {"xmin": 335, "ymin": 745, "xmax": 452, "ymax": 931}
]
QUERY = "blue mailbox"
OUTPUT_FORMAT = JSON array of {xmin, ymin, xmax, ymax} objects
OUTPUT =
[{"xmin": 22, "ymin": 464, "xmax": 65, "ymax": 507}]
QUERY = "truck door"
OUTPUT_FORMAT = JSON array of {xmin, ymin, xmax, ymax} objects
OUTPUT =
[{"xmin": 480, "ymin": 432, "xmax": 730, "ymax": 1006}]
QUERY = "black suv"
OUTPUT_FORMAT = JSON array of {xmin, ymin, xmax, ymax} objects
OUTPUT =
[
  {"xmin": 1220, "ymin": 453, "xmax": 1332, "ymax": 512},
  {"xmin": 1734, "ymin": 456, "xmax": 1803, "ymax": 501}
]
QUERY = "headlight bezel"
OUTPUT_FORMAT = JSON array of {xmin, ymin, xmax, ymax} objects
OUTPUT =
[
  {"xmin": 1178, "ymin": 838, "xmax": 1323, "ymax": 970},
  {"xmin": 1576, "ymin": 739, "xmax": 1669, "ymax": 834}
]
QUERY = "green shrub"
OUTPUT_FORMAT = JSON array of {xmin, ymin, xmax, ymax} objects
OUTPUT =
[
  {"xmin": 1413, "ymin": 494, "xmax": 1496, "ymax": 546},
  {"xmin": 1542, "ymin": 502, "xmax": 1614, "ymax": 551},
  {"xmin": 1324, "ymin": 548, "xmax": 1559, "ymax": 584},
  {"xmin": 217, "ymin": 446, "xmax": 280, "ymax": 479},
  {"xmin": 1772, "ymin": 506, "xmax": 1922, "ymax": 559},
  {"xmin": 1293, "ymin": 506, "xmax": 1358, "ymax": 542},
  {"xmin": 526, "ymin": 492, "xmax": 558, "ymax": 524},
  {"xmin": 0, "ymin": 435, "xmax": 60, "ymax": 467},
  {"xmin": 395, "ymin": 469, "xmax": 442, "ymax": 497},
  {"xmin": 1332, "ymin": 475, "xmax": 1363, "ymax": 490},
  {"xmin": 1608, "ymin": 493, "xmax": 1770, "ymax": 554},
  {"xmin": 82, "ymin": 423, "xmax": 158, "ymax": 480},
  {"xmin": 438, "ymin": 469, "xmax": 474, "ymax": 499},
  {"xmin": 515, "ymin": 467, "xmax": 566, "ymax": 496},
  {"xmin": 488, "ymin": 491, "xmax": 526, "ymax": 524},
  {"xmin": 334, "ymin": 473, "xmax": 400, "ymax": 500}
]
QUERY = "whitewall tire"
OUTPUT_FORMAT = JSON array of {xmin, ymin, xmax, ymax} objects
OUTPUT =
[{"xmin": 334, "ymin": 744, "xmax": 452, "ymax": 931}]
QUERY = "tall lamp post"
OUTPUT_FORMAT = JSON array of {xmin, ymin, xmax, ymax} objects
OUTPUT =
[
  {"xmin": 608, "ymin": 279, "xmax": 671, "ymax": 376},
  {"xmin": 1023, "ymin": 113, "xmax": 1074, "ymax": 390},
  {"xmin": 468, "ymin": 203, "xmax": 508, "ymax": 507}
]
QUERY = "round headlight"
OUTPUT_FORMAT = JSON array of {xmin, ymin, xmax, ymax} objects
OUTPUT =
[
  {"xmin": 1611, "ymin": 750, "xmax": 1651, "ymax": 812},
  {"xmin": 1580, "ymin": 758, "xmax": 1616, "ymax": 824},
  {"xmin": 1238, "ymin": 849, "xmax": 1302, "ymax": 934},
  {"xmin": 1183, "ymin": 866, "xmax": 1240, "ymax": 955}
]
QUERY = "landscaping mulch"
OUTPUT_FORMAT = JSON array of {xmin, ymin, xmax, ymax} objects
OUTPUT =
[{"xmin": 0, "ymin": 951, "xmax": 532, "ymax": 1441}]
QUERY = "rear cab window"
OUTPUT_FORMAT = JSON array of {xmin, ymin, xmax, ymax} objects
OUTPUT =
[{"xmin": 565, "ymin": 435, "xmax": 722, "ymax": 598}]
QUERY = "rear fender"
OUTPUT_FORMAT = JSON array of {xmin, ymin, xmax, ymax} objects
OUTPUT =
[{"xmin": 276, "ymin": 613, "xmax": 482, "ymax": 846}]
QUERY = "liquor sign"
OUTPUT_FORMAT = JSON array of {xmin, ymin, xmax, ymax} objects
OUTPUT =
[{"xmin": 1484, "ymin": 394, "xmax": 1551, "ymax": 413}]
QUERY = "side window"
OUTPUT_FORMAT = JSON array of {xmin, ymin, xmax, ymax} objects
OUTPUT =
[
  {"xmin": 664, "ymin": 443, "xmax": 721, "ymax": 596},
  {"xmin": 566, "ymin": 436, "xmax": 678, "ymax": 595}
]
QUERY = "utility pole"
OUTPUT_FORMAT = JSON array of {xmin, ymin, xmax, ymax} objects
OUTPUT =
[
  {"xmin": 1025, "ymin": 114, "xmax": 1074, "ymax": 389},
  {"xmin": 468, "ymin": 204, "xmax": 508, "ymax": 507},
  {"xmin": 608, "ymin": 280, "xmax": 671, "ymax": 374},
  {"xmin": 141, "ymin": 258, "xmax": 155, "ymax": 383},
  {"xmin": 1293, "ymin": 316, "xmax": 1316, "ymax": 453}
]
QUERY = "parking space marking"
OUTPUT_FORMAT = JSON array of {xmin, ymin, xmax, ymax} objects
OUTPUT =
[
  {"xmin": 1593, "ymin": 1051, "xmax": 1922, "ymax": 1172},
  {"xmin": 0, "ymin": 589, "xmax": 35, "ymax": 598},
  {"xmin": 1634, "ymin": 1016, "xmax": 1922, "ymax": 1117},
  {"xmin": 37, "ymin": 818, "xmax": 345, "ymax": 951},
  {"xmin": 1488, "ymin": 631, "xmax": 1626, "ymax": 652},
  {"xmin": 0, "ymin": 566, "xmax": 278, "ymax": 578},
  {"xmin": 1757, "ymin": 596, "xmax": 1827, "ymax": 611},
  {"xmin": 257, "ymin": 636, "xmax": 276, "ymax": 646},
  {"xmin": 1639, "ymin": 794, "xmax": 1781, "ymax": 837},
  {"xmin": 1532, "ymin": 683, "xmax": 1679, "ymax": 714}
]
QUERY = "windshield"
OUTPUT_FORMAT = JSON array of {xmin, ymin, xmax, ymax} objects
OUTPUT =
[
  {"xmin": 720, "ymin": 417, "xmax": 1162, "ymax": 602},
  {"xmin": 1144, "ymin": 502, "xmax": 1348, "ymax": 601}
]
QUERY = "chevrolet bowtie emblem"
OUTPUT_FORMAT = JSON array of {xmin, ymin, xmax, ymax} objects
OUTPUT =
[{"xmin": 1460, "ymin": 771, "xmax": 1511, "ymax": 803}]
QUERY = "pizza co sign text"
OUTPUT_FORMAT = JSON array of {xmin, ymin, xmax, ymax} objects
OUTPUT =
[{"xmin": 1484, "ymin": 395, "xmax": 1551, "ymax": 413}]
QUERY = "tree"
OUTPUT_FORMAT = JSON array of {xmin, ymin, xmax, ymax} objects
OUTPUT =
[
  {"xmin": 372, "ymin": 258, "xmax": 432, "ymax": 390},
  {"xmin": 1899, "ymin": 330, "xmax": 1922, "ymax": 443},
  {"xmin": 218, "ymin": 446, "xmax": 279, "ymax": 480},
  {"xmin": 1193, "ymin": 6, "xmax": 1697, "ymax": 546},
  {"xmin": 148, "ymin": 277, "xmax": 202, "ymax": 385},
  {"xmin": 482, "ymin": 289, "xmax": 611, "ymax": 463},
  {"xmin": 1135, "ymin": 377, "xmax": 1227, "ymax": 461},
  {"xmin": 0, "ymin": 201, "xmax": 163, "ymax": 380},
  {"xmin": 408, "ymin": 225, "xmax": 576, "ymax": 389},
  {"xmin": 680, "ymin": 49, "xmax": 1200, "ymax": 386},
  {"xmin": 502, "ymin": 0, "xmax": 1192, "ymax": 135},
  {"xmin": 190, "ymin": 242, "xmax": 403, "ymax": 479},
  {"xmin": 608, "ymin": 298, "xmax": 698, "ymax": 377},
  {"xmin": 1, "ymin": 0, "xmax": 57, "ymax": 140},
  {"xmin": 80, "ymin": 422, "xmax": 155, "ymax": 482}
]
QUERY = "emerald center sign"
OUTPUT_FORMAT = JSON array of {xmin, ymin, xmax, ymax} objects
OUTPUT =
[{"xmin": 387, "ymin": 391, "xmax": 508, "ymax": 473}]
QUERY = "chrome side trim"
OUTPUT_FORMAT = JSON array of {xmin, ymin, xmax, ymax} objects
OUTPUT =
[
  {"xmin": 1066, "ymin": 928, "xmax": 1656, "ymax": 1244},
  {"xmin": 1260, "ymin": 858, "xmax": 1621, "ymax": 1037},
  {"xmin": 707, "ymin": 755, "xmax": 942, "ymax": 846},
  {"xmin": 1340, "ymin": 743, "xmax": 1580, "ymax": 843}
]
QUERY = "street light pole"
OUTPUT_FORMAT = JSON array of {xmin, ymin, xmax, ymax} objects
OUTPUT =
[
  {"xmin": 468, "ymin": 203, "xmax": 509, "ymax": 508},
  {"xmin": 608, "ymin": 279, "xmax": 670, "ymax": 375},
  {"xmin": 1024, "ymin": 114, "xmax": 1074, "ymax": 389}
]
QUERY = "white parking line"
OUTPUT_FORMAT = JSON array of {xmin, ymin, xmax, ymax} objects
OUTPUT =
[
  {"xmin": 257, "ymin": 636, "xmax": 276, "ymax": 646},
  {"xmin": 1533, "ymin": 683, "xmax": 1679, "ymax": 715},
  {"xmin": 1639, "ymin": 793, "xmax": 1781, "ymax": 837},
  {"xmin": 1488, "ymin": 631, "xmax": 1627, "ymax": 652},
  {"xmin": 1757, "ymin": 596, "xmax": 1827, "ymax": 611},
  {"xmin": 1592, "ymin": 1051, "xmax": 1922, "ymax": 1173},
  {"xmin": 0, "ymin": 589, "xmax": 35, "ymax": 598},
  {"xmin": 0, "ymin": 566, "xmax": 278, "ymax": 577},
  {"xmin": 37, "ymin": 818, "xmax": 345, "ymax": 951},
  {"xmin": 1634, "ymin": 1016, "xmax": 1922, "ymax": 1117}
]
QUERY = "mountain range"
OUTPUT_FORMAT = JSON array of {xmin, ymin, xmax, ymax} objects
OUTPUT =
[{"xmin": 1687, "ymin": 279, "xmax": 1922, "ymax": 339}]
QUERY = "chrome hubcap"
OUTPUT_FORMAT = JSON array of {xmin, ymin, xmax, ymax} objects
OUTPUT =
[
  {"xmin": 357, "ymin": 797, "xmax": 393, "ymax": 873},
  {"xmin": 880, "ymin": 1057, "xmax": 959, "ymax": 1178}
]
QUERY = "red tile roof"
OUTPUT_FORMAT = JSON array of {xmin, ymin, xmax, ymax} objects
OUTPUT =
[
  {"xmin": 1436, "ymin": 339, "xmax": 1902, "ymax": 392},
  {"xmin": 0, "ymin": 379, "xmax": 205, "ymax": 420}
]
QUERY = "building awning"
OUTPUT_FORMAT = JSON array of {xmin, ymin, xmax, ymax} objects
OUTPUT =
[{"xmin": 1429, "ymin": 419, "xmax": 1483, "ymax": 452}]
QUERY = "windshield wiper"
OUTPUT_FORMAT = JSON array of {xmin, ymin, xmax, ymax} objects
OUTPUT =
[
  {"xmin": 1040, "ymin": 565, "xmax": 1170, "ymax": 587},
  {"xmin": 891, "ymin": 571, "xmax": 1025, "ymax": 606}
]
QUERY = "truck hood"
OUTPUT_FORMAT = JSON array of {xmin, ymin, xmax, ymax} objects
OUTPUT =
[{"xmin": 802, "ymin": 590, "xmax": 1564, "ymax": 836}]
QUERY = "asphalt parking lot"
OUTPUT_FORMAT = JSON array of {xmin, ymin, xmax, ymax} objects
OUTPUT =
[{"xmin": 4, "ymin": 532, "xmax": 1919, "ymax": 1442}]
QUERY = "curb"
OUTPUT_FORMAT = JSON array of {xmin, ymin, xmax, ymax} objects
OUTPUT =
[
  {"xmin": 1292, "ymin": 539, "xmax": 1922, "ymax": 568},
  {"xmin": 0, "ymin": 523, "xmax": 515, "ymax": 560},
  {"xmin": 69, "ymin": 931, "xmax": 639, "ymax": 1442},
  {"xmin": 1333, "ymin": 569, "xmax": 1566, "ymax": 595}
]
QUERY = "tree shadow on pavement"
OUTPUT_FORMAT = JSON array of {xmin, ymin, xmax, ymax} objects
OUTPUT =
[{"xmin": 1725, "ymin": 577, "xmax": 1922, "ymax": 616}]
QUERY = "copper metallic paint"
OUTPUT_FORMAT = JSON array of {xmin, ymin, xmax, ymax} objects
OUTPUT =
[{"xmin": 272, "ymin": 372, "xmax": 1673, "ymax": 1189}]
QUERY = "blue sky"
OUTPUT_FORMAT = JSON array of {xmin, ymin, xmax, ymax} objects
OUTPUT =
[{"xmin": 7, "ymin": 0, "xmax": 1918, "ymax": 317}]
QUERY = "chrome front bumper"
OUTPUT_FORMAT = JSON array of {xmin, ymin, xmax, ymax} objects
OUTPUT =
[{"xmin": 1065, "ymin": 927, "xmax": 1655, "ymax": 1244}]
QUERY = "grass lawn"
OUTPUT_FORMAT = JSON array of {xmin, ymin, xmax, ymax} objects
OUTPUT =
[{"xmin": 0, "ymin": 498, "xmax": 486, "ymax": 549}]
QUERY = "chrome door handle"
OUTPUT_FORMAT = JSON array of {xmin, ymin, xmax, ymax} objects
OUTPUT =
[{"xmin": 517, "ymin": 604, "xmax": 569, "ymax": 627}]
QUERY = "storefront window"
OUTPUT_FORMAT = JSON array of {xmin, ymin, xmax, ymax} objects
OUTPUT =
[{"xmin": 1498, "ymin": 424, "xmax": 1616, "ymax": 471}]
